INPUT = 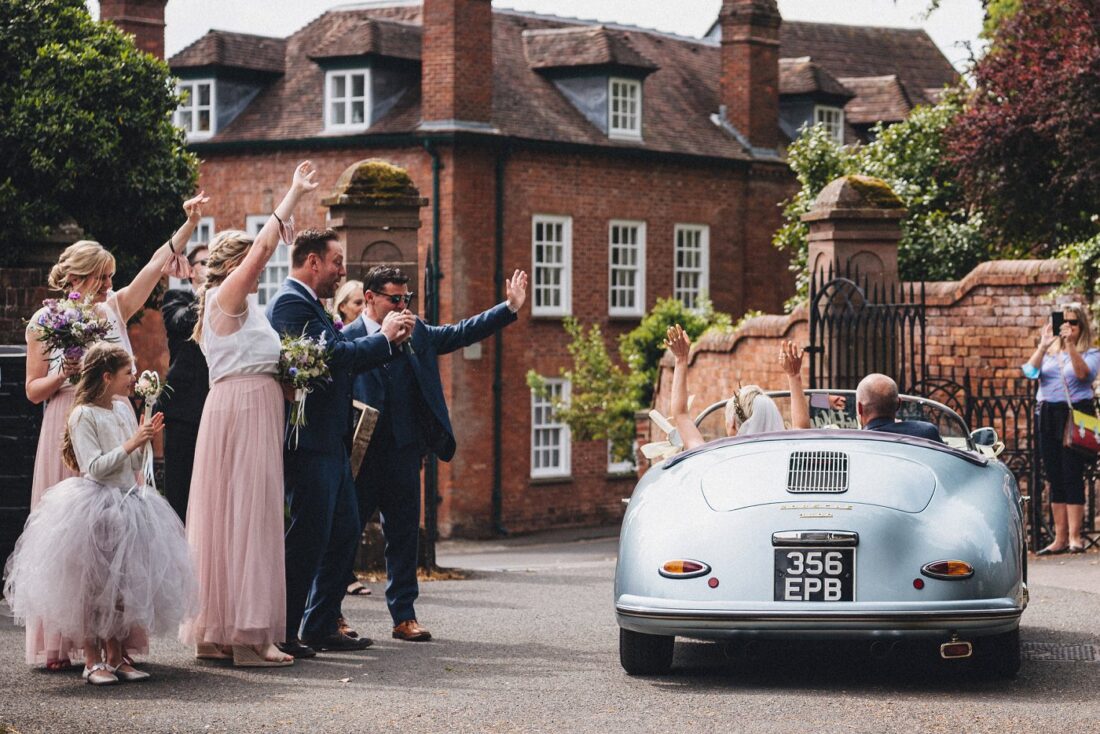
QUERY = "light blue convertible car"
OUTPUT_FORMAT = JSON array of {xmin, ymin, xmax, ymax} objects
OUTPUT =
[{"xmin": 615, "ymin": 390, "xmax": 1027, "ymax": 677}]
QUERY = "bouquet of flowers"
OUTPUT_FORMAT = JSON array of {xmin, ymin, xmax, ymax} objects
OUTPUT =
[
  {"xmin": 278, "ymin": 331, "xmax": 333, "ymax": 449},
  {"xmin": 29, "ymin": 292, "xmax": 114, "ymax": 383},
  {"xmin": 133, "ymin": 370, "xmax": 170, "ymax": 492}
]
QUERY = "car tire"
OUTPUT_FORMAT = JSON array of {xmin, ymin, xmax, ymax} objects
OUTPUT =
[
  {"xmin": 978, "ymin": 628, "xmax": 1021, "ymax": 679},
  {"xmin": 619, "ymin": 628, "xmax": 674, "ymax": 675}
]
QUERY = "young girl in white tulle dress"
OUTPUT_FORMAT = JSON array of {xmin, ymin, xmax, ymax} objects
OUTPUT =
[{"xmin": 3, "ymin": 343, "xmax": 196, "ymax": 686}]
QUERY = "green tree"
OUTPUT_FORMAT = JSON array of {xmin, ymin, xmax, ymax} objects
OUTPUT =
[
  {"xmin": 528, "ymin": 298, "xmax": 732, "ymax": 462},
  {"xmin": 774, "ymin": 93, "xmax": 988, "ymax": 304},
  {"xmin": 0, "ymin": 0, "xmax": 197, "ymax": 273}
]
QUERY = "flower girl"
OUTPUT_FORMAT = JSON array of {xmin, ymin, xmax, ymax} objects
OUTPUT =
[{"xmin": 3, "ymin": 343, "xmax": 196, "ymax": 685}]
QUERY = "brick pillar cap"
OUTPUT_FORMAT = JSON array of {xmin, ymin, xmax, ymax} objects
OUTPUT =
[
  {"xmin": 801, "ymin": 175, "xmax": 907, "ymax": 222},
  {"xmin": 322, "ymin": 159, "xmax": 427, "ymax": 208}
]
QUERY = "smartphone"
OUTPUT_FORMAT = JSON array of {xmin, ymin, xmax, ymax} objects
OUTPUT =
[
  {"xmin": 1052, "ymin": 310, "xmax": 1064, "ymax": 332},
  {"xmin": 809, "ymin": 394, "xmax": 832, "ymax": 410}
]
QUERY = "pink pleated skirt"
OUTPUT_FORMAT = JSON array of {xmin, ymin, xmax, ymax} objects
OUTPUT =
[
  {"xmin": 180, "ymin": 375, "xmax": 287, "ymax": 647},
  {"xmin": 25, "ymin": 387, "xmax": 147, "ymax": 665}
]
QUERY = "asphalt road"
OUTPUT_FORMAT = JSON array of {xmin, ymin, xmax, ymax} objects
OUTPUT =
[{"xmin": 1, "ymin": 532, "xmax": 1097, "ymax": 734}]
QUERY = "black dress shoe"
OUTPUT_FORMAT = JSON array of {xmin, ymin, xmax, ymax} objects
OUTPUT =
[
  {"xmin": 276, "ymin": 640, "xmax": 317, "ymax": 659},
  {"xmin": 301, "ymin": 632, "xmax": 373, "ymax": 651},
  {"xmin": 1036, "ymin": 544, "xmax": 1069, "ymax": 556}
]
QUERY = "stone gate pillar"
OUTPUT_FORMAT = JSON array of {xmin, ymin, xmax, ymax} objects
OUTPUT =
[
  {"xmin": 322, "ymin": 160, "xmax": 428, "ymax": 283},
  {"xmin": 801, "ymin": 174, "xmax": 906, "ymax": 289}
]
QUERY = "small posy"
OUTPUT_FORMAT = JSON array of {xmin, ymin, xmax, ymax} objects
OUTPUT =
[{"xmin": 278, "ymin": 330, "xmax": 333, "ymax": 448}]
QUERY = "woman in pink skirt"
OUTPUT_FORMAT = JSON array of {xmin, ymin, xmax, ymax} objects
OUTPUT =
[
  {"xmin": 180, "ymin": 161, "xmax": 317, "ymax": 667},
  {"xmin": 22, "ymin": 194, "xmax": 207, "ymax": 670}
]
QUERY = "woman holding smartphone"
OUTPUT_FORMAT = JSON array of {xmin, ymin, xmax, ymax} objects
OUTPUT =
[{"xmin": 1023, "ymin": 303, "xmax": 1100, "ymax": 554}]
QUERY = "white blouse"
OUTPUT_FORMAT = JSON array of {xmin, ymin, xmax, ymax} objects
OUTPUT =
[
  {"xmin": 200, "ymin": 287, "xmax": 281, "ymax": 384},
  {"xmin": 67, "ymin": 402, "xmax": 143, "ymax": 489}
]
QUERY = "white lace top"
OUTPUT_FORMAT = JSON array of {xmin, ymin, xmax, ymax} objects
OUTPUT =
[
  {"xmin": 200, "ymin": 287, "xmax": 281, "ymax": 384},
  {"xmin": 67, "ymin": 401, "xmax": 143, "ymax": 489}
]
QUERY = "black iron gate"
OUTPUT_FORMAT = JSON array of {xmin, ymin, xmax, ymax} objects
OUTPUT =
[{"xmin": 807, "ymin": 267, "xmax": 926, "ymax": 393}]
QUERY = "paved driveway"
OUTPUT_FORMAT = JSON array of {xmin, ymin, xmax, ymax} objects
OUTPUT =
[{"xmin": 0, "ymin": 531, "xmax": 1097, "ymax": 734}]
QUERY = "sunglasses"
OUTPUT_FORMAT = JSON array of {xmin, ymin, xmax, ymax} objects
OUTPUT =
[
  {"xmin": 1064, "ymin": 319, "xmax": 1080, "ymax": 327},
  {"xmin": 370, "ymin": 289, "xmax": 415, "ymax": 306}
]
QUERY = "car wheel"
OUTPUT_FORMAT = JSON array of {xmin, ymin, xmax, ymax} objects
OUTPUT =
[
  {"xmin": 619, "ymin": 628, "xmax": 674, "ymax": 675},
  {"xmin": 977, "ymin": 628, "xmax": 1021, "ymax": 679}
]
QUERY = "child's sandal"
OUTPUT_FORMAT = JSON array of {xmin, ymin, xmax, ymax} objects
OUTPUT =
[{"xmin": 45, "ymin": 657, "xmax": 73, "ymax": 672}]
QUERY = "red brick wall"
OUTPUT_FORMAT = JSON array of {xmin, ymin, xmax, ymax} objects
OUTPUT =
[{"xmin": 0, "ymin": 267, "xmax": 51, "ymax": 345}]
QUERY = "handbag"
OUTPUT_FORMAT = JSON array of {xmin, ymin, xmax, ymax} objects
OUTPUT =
[{"xmin": 1058, "ymin": 354, "xmax": 1100, "ymax": 455}]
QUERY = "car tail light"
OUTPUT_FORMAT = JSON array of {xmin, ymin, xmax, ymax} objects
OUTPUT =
[
  {"xmin": 921, "ymin": 560, "xmax": 974, "ymax": 580},
  {"xmin": 659, "ymin": 560, "xmax": 711, "ymax": 579}
]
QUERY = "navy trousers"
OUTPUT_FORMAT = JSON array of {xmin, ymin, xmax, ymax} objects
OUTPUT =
[
  {"xmin": 284, "ymin": 450, "xmax": 361, "ymax": 641},
  {"xmin": 354, "ymin": 430, "xmax": 422, "ymax": 625}
]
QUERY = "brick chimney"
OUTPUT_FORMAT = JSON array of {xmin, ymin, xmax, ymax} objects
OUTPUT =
[
  {"xmin": 719, "ymin": 0, "xmax": 781, "ymax": 150},
  {"xmin": 100, "ymin": 0, "xmax": 168, "ymax": 59},
  {"xmin": 421, "ymin": 0, "xmax": 493, "ymax": 127}
]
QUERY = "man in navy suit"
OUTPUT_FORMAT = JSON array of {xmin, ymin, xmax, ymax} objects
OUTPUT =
[
  {"xmin": 342, "ymin": 265, "xmax": 527, "ymax": 641},
  {"xmin": 856, "ymin": 373, "xmax": 944, "ymax": 443},
  {"xmin": 267, "ymin": 229, "xmax": 415, "ymax": 657}
]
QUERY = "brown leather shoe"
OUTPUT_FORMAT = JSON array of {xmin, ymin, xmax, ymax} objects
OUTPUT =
[
  {"xmin": 392, "ymin": 619, "xmax": 432, "ymax": 641},
  {"xmin": 337, "ymin": 616, "xmax": 359, "ymax": 639}
]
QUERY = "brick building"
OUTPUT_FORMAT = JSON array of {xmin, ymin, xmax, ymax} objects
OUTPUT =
[{"xmin": 104, "ymin": 0, "xmax": 957, "ymax": 536}]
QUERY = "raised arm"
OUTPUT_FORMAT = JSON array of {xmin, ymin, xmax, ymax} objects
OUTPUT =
[
  {"xmin": 780, "ymin": 340, "xmax": 811, "ymax": 429},
  {"xmin": 219, "ymin": 161, "xmax": 318, "ymax": 317},
  {"xmin": 113, "ymin": 191, "xmax": 210, "ymax": 321},
  {"xmin": 1024, "ymin": 322, "xmax": 1055, "ymax": 377},
  {"xmin": 1061, "ymin": 324, "xmax": 1093, "ymax": 382},
  {"xmin": 666, "ymin": 324, "xmax": 706, "ymax": 450}
]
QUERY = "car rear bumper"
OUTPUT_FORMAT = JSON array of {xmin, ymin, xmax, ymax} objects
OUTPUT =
[{"xmin": 615, "ymin": 596, "xmax": 1023, "ymax": 640}]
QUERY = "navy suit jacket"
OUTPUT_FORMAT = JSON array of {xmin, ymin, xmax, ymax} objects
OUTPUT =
[
  {"xmin": 865, "ymin": 416, "xmax": 945, "ymax": 443},
  {"xmin": 342, "ymin": 302, "xmax": 518, "ymax": 462},
  {"xmin": 266, "ymin": 279, "xmax": 393, "ymax": 456}
]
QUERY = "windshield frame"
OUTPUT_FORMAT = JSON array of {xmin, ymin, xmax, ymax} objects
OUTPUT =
[{"xmin": 694, "ymin": 389, "xmax": 975, "ymax": 452}]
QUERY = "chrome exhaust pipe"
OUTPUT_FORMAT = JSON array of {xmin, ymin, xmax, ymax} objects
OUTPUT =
[{"xmin": 940, "ymin": 639, "xmax": 973, "ymax": 660}]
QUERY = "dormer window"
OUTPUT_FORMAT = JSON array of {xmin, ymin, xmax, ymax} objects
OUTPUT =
[
  {"xmin": 325, "ymin": 69, "xmax": 371, "ymax": 132},
  {"xmin": 814, "ymin": 105, "xmax": 845, "ymax": 145},
  {"xmin": 609, "ymin": 77, "xmax": 642, "ymax": 139},
  {"xmin": 175, "ymin": 79, "xmax": 215, "ymax": 140}
]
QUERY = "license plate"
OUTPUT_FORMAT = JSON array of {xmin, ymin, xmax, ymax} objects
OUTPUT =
[{"xmin": 774, "ymin": 548, "xmax": 855, "ymax": 601}]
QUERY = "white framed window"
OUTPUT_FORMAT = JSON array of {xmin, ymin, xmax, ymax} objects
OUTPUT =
[
  {"xmin": 674, "ymin": 224, "xmax": 710, "ymax": 309},
  {"xmin": 608, "ymin": 220, "xmax": 646, "ymax": 317},
  {"xmin": 607, "ymin": 440, "xmax": 637, "ymax": 475},
  {"xmin": 168, "ymin": 217, "xmax": 215, "ymax": 290},
  {"xmin": 609, "ymin": 77, "xmax": 642, "ymax": 139},
  {"xmin": 531, "ymin": 379, "xmax": 571, "ymax": 479},
  {"xmin": 325, "ymin": 69, "xmax": 371, "ymax": 132},
  {"xmin": 814, "ymin": 105, "xmax": 845, "ymax": 145},
  {"xmin": 531, "ymin": 215, "xmax": 572, "ymax": 317},
  {"xmin": 247, "ymin": 215, "xmax": 290, "ymax": 306},
  {"xmin": 175, "ymin": 79, "xmax": 215, "ymax": 140}
]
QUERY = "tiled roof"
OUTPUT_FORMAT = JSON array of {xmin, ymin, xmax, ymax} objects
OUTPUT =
[
  {"xmin": 308, "ymin": 16, "xmax": 421, "ymax": 62},
  {"xmin": 779, "ymin": 57, "xmax": 853, "ymax": 99},
  {"xmin": 838, "ymin": 75, "xmax": 918, "ymax": 124},
  {"xmin": 170, "ymin": 5, "xmax": 956, "ymax": 159},
  {"xmin": 170, "ymin": 30, "xmax": 286, "ymax": 75},
  {"xmin": 779, "ymin": 21, "xmax": 958, "ymax": 98},
  {"xmin": 523, "ymin": 26, "xmax": 658, "ymax": 73}
]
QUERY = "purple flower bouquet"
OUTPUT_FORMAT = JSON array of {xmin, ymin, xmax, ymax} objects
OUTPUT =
[
  {"xmin": 30, "ymin": 292, "xmax": 115, "ymax": 383},
  {"xmin": 277, "ymin": 330, "xmax": 333, "ymax": 448}
]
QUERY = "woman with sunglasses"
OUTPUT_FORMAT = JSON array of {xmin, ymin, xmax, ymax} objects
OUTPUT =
[
  {"xmin": 1023, "ymin": 303, "xmax": 1100, "ymax": 554},
  {"xmin": 157, "ymin": 245, "xmax": 211, "ymax": 521}
]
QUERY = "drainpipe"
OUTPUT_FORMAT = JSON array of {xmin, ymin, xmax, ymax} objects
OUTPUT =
[
  {"xmin": 492, "ymin": 145, "xmax": 510, "ymax": 536},
  {"xmin": 422, "ymin": 139, "xmax": 443, "ymax": 567}
]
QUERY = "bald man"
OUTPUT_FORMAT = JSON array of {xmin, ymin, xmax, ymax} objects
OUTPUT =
[{"xmin": 856, "ymin": 373, "xmax": 944, "ymax": 443}]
